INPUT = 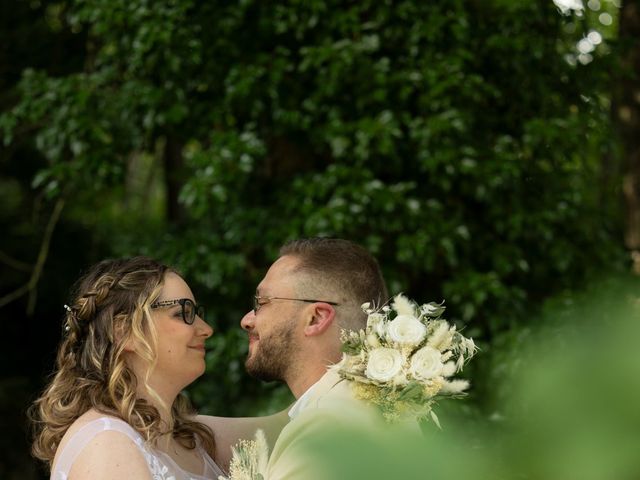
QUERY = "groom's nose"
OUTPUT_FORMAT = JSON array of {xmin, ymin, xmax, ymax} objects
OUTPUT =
[{"xmin": 240, "ymin": 310, "xmax": 255, "ymax": 331}]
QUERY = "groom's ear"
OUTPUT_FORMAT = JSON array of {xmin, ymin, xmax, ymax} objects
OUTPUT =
[{"xmin": 303, "ymin": 303, "xmax": 336, "ymax": 337}]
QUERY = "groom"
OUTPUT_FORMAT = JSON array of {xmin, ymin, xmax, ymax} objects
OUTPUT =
[{"xmin": 240, "ymin": 237, "xmax": 389, "ymax": 479}]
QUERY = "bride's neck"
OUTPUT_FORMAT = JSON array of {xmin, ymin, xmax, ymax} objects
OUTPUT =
[{"xmin": 135, "ymin": 386, "xmax": 177, "ymax": 428}]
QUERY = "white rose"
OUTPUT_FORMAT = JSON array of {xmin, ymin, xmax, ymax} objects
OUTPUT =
[
  {"xmin": 365, "ymin": 347, "xmax": 404, "ymax": 382},
  {"xmin": 409, "ymin": 346, "xmax": 444, "ymax": 381},
  {"xmin": 387, "ymin": 315, "xmax": 427, "ymax": 347}
]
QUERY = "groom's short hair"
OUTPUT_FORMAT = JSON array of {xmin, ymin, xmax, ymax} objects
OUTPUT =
[{"xmin": 279, "ymin": 238, "xmax": 388, "ymax": 329}]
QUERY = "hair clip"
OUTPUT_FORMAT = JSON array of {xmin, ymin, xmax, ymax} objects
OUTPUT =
[{"xmin": 63, "ymin": 304, "xmax": 74, "ymax": 331}]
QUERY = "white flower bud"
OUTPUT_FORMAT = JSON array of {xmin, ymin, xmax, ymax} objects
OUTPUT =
[
  {"xmin": 392, "ymin": 294, "xmax": 416, "ymax": 316},
  {"xmin": 366, "ymin": 333, "xmax": 381, "ymax": 348},
  {"xmin": 366, "ymin": 313, "xmax": 384, "ymax": 329},
  {"xmin": 392, "ymin": 370, "xmax": 409, "ymax": 387},
  {"xmin": 421, "ymin": 303, "xmax": 438, "ymax": 315},
  {"xmin": 441, "ymin": 361, "xmax": 456, "ymax": 377},
  {"xmin": 440, "ymin": 379, "xmax": 470, "ymax": 394},
  {"xmin": 366, "ymin": 313, "xmax": 387, "ymax": 339},
  {"xmin": 465, "ymin": 338, "xmax": 477, "ymax": 356}
]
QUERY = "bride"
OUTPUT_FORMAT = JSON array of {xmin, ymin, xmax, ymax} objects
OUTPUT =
[{"xmin": 30, "ymin": 256, "xmax": 286, "ymax": 479}]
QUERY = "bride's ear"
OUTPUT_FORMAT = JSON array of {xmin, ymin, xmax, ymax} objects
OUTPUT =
[
  {"xmin": 114, "ymin": 315, "xmax": 136, "ymax": 352},
  {"xmin": 303, "ymin": 303, "xmax": 336, "ymax": 337},
  {"xmin": 123, "ymin": 335, "xmax": 137, "ymax": 353}
]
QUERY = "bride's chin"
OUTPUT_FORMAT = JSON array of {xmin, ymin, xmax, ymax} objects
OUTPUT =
[{"xmin": 184, "ymin": 363, "xmax": 207, "ymax": 382}]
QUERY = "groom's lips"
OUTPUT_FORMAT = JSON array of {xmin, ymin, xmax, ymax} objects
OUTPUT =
[{"xmin": 248, "ymin": 334, "xmax": 259, "ymax": 347}]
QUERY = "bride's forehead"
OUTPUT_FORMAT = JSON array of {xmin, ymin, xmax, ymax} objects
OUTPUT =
[{"xmin": 161, "ymin": 272, "xmax": 192, "ymax": 297}]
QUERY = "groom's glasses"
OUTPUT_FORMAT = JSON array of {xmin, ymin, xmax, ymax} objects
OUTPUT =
[
  {"xmin": 253, "ymin": 295, "xmax": 339, "ymax": 314},
  {"xmin": 151, "ymin": 298, "xmax": 205, "ymax": 325}
]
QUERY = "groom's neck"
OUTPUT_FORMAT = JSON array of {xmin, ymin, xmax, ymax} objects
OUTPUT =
[{"xmin": 288, "ymin": 364, "xmax": 328, "ymax": 399}]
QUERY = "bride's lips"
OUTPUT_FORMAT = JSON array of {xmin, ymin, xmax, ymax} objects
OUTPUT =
[{"xmin": 188, "ymin": 344, "xmax": 206, "ymax": 352}]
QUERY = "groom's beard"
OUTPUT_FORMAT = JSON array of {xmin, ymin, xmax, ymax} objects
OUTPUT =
[{"xmin": 245, "ymin": 327, "xmax": 294, "ymax": 382}]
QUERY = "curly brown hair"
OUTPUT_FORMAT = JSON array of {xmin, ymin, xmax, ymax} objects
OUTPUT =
[{"xmin": 29, "ymin": 256, "xmax": 215, "ymax": 468}]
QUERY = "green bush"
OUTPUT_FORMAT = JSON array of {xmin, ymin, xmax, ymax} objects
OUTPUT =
[{"xmin": 1, "ymin": 0, "xmax": 626, "ymax": 415}]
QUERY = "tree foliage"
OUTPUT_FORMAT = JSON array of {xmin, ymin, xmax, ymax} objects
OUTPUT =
[{"xmin": 1, "ymin": 0, "xmax": 627, "ymax": 418}]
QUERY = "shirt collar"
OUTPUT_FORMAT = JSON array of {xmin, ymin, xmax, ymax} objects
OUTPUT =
[
  {"xmin": 288, "ymin": 377, "xmax": 323, "ymax": 420},
  {"xmin": 287, "ymin": 370, "xmax": 345, "ymax": 420}
]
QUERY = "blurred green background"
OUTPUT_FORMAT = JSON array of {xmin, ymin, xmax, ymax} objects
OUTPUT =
[
  {"xmin": 294, "ymin": 277, "xmax": 640, "ymax": 480},
  {"xmin": 1, "ymin": 0, "xmax": 638, "ymax": 478}
]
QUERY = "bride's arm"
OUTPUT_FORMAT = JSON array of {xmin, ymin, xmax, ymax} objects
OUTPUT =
[{"xmin": 197, "ymin": 408, "xmax": 290, "ymax": 472}]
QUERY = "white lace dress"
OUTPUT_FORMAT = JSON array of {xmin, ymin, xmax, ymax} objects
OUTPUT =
[{"xmin": 51, "ymin": 416, "xmax": 225, "ymax": 480}]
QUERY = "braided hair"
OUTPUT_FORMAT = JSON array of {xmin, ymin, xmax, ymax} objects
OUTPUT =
[{"xmin": 29, "ymin": 257, "xmax": 215, "ymax": 468}]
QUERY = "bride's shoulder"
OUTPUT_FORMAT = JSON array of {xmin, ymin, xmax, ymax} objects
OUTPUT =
[
  {"xmin": 52, "ymin": 410, "xmax": 150, "ymax": 479},
  {"xmin": 55, "ymin": 409, "xmax": 104, "ymax": 452},
  {"xmin": 61, "ymin": 409, "xmax": 114, "ymax": 435},
  {"xmin": 58, "ymin": 410, "xmax": 138, "ymax": 447}
]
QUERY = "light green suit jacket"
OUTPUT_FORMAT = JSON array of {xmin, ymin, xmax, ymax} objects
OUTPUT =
[{"xmin": 265, "ymin": 370, "xmax": 385, "ymax": 480}]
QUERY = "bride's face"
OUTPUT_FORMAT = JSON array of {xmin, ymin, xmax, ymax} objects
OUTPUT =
[{"xmin": 142, "ymin": 272, "xmax": 213, "ymax": 395}]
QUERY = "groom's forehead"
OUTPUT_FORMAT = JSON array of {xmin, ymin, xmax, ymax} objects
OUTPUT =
[{"xmin": 257, "ymin": 255, "xmax": 301, "ymax": 293}]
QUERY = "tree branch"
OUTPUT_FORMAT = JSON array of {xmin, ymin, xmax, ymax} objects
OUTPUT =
[
  {"xmin": 27, "ymin": 198, "xmax": 65, "ymax": 315},
  {"xmin": 0, "ymin": 250, "xmax": 31, "ymax": 272},
  {"xmin": 0, "ymin": 283, "xmax": 30, "ymax": 309},
  {"xmin": 0, "ymin": 198, "xmax": 65, "ymax": 313}
]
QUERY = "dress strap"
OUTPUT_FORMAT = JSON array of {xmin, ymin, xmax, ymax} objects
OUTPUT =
[{"xmin": 53, "ymin": 417, "xmax": 144, "ymax": 479}]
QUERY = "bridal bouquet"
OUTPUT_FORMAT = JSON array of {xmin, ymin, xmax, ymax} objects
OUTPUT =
[
  {"xmin": 333, "ymin": 294, "xmax": 477, "ymax": 425},
  {"xmin": 218, "ymin": 429, "xmax": 269, "ymax": 480}
]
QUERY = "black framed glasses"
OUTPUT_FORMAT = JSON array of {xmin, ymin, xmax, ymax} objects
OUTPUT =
[
  {"xmin": 253, "ymin": 295, "xmax": 339, "ymax": 314},
  {"xmin": 151, "ymin": 298, "xmax": 205, "ymax": 325}
]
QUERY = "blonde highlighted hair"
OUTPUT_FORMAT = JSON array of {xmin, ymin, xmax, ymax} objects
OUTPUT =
[{"xmin": 29, "ymin": 256, "xmax": 215, "ymax": 468}]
